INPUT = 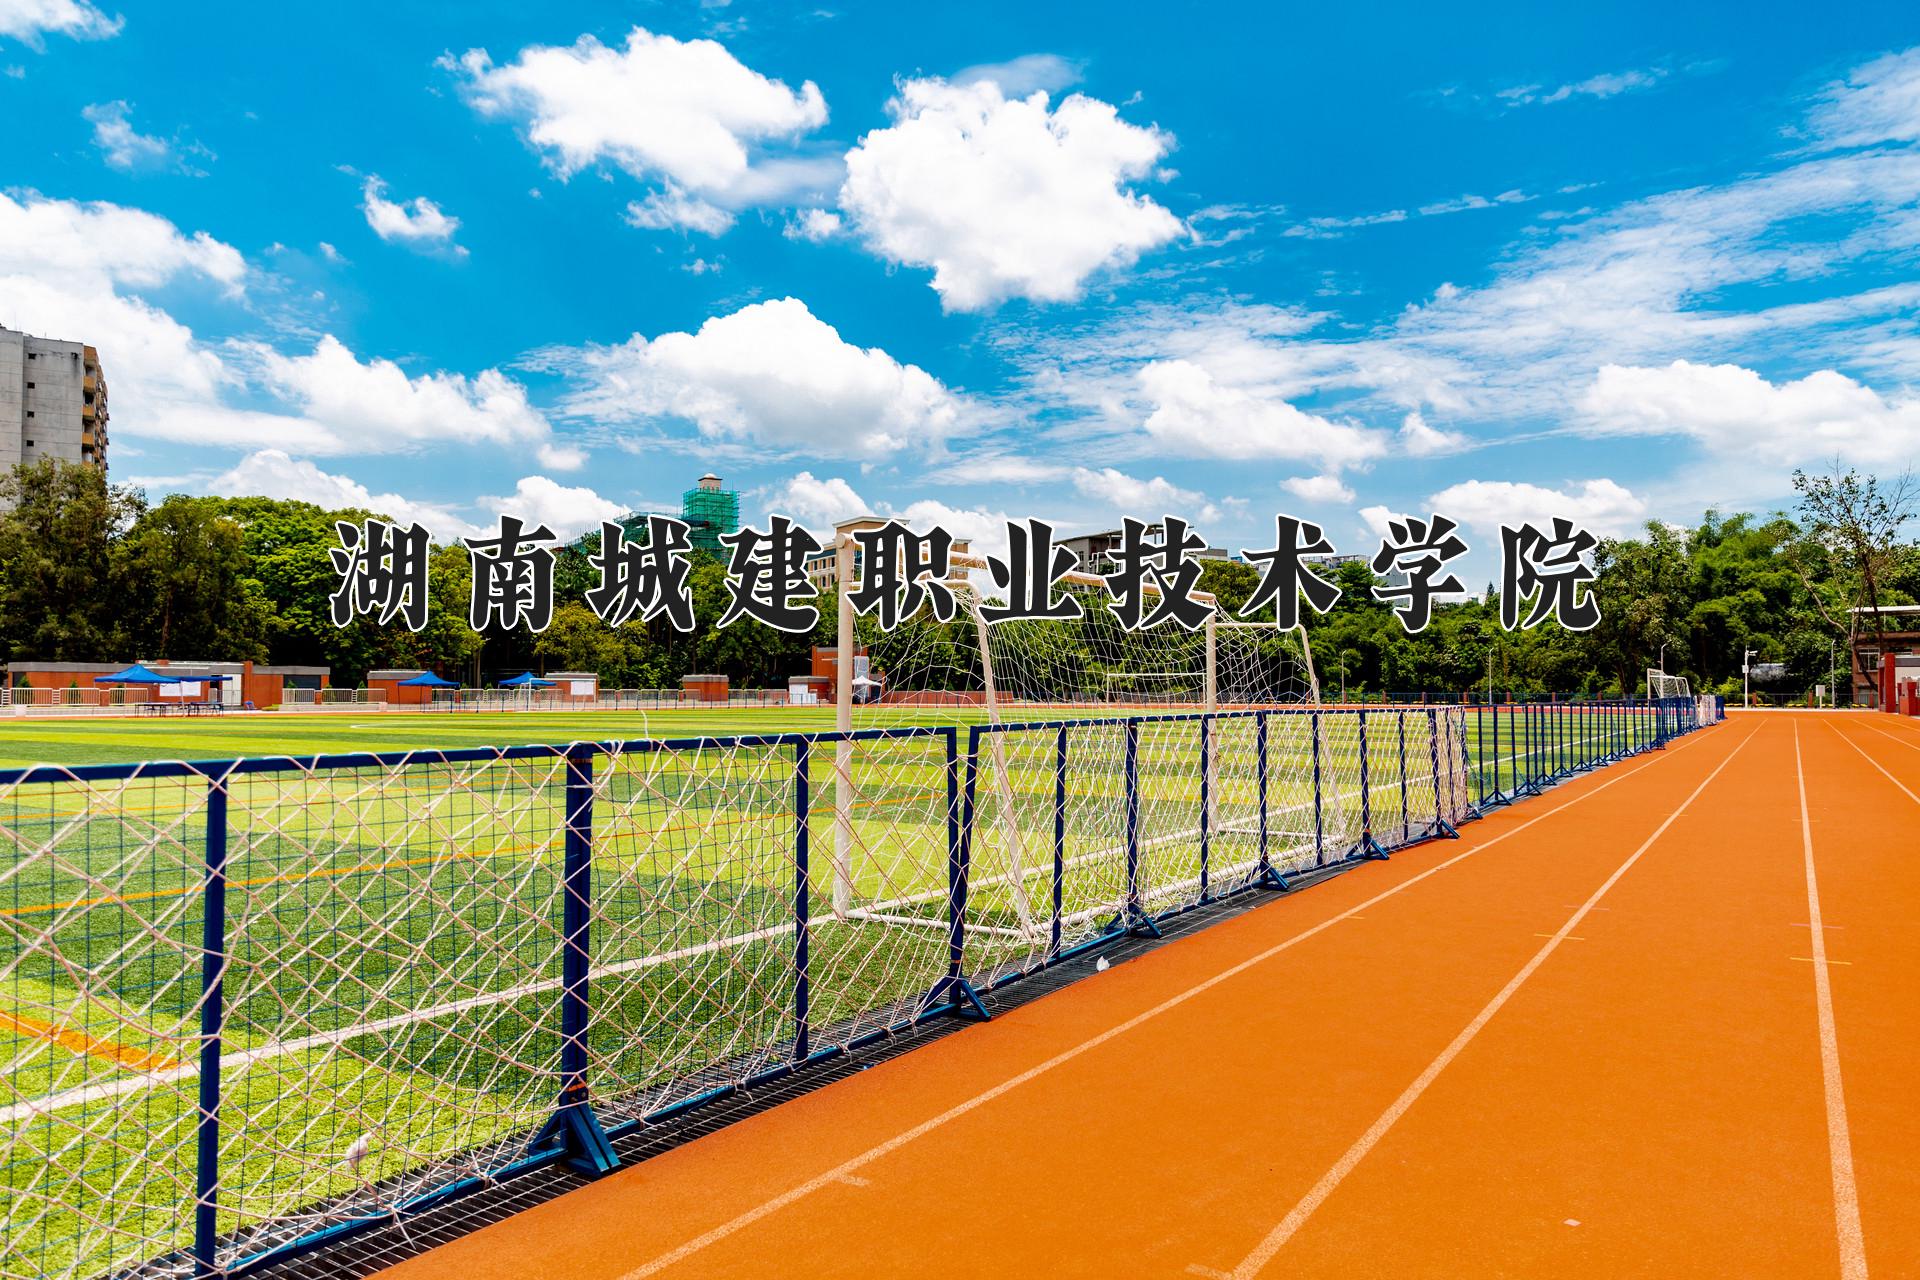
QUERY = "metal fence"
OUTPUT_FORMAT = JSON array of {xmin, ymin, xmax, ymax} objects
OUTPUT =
[{"xmin": 0, "ymin": 699, "xmax": 1711, "ymax": 1280}]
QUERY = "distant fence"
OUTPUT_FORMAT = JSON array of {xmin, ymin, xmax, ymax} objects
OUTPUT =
[{"xmin": 0, "ymin": 699, "xmax": 1712, "ymax": 1279}]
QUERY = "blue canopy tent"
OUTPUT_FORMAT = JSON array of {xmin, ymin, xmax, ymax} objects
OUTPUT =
[
  {"xmin": 92, "ymin": 663, "xmax": 181, "ymax": 685},
  {"xmin": 397, "ymin": 672, "xmax": 460, "ymax": 688},
  {"xmin": 499, "ymin": 672, "xmax": 556, "ymax": 688}
]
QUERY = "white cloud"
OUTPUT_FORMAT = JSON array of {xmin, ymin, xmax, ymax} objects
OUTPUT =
[
  {"xmin": 485, "ymin": 475, "xmax": 630, "ymax": 541},
  {"xmin": 211, "ymin": 450, "xmax": 481, "ymax": 539},
  {"xmin": 1135, "ymin": 359, "xmax": 1387, "ymax": 470},
  {"xmin": 767, "ymin": 470, "xmax": 868, "ymax": 530},
  {"xmin": 0, "ymin": 191, "xmax": 243, "ymax": 289},
  {"xmin": 625, "ymin": 189, "xmax": 733, "ymax": 236},
  {"xmin": 1805, "ymin": 46, "xmax": 1920, "ymax": 148},
  {"xmin": 0, "ymin": 0, "xmax": 120, "ymax": 44},
  {"xmin": 935, "ymin": 455, "xmax": 1071, "ymax": 486},
  {"xmin": 450, "ymin": 27, "xmax": 828, "ymax": 223},
  {"xmin": 1358, "ymin": 505, "xmax": 1400, "ymax": 540},
  {"xmin": 1068, "ymin": 466, "xmax": 1209, "ymax": 518},
  {"xmin": 212, "ymin": 453, "xmax": 625, "ymax": 543},
  {"xmin": 82, "ymin": 100, "xmax": 169, "ymax": 170},
  {"xmin": 548, "ymin": 297, "xmax": 968, "ymax": 458},
  {"xmin": 1427, "ymin": 477, "xmax": 1648, "ymax": 539},
  {"xmin": 1497, "ymin": 66, "xmax": 1667, "ymax": 107},
  {"xmin": 1282, "ymin": 474, "xmax": 1356, "ymax": 504},
  {"xmin": 839, "ymin": 77, "xmax": 1183, "ymax": 311},
  {"xmin": 952, "ymin": 53, "xmax": 1083, "ymax": 96},
  {"xmin": 1285, "ymin": 189, "xmax": 1528, "ymax": 239},
  {"xmin": 765, "ymin": 472, "xmax": 1014, "ymax": 560},
  {"xmin": 246, "ymin": 334, "xmax": 576, "ymax": 463},
  {"xmin": 1581, "ymin": 359, "xmax": 1920, "ymax": 467},
  {"xmin": 361, "ymin": 177, "xmax": 465, "ymax": 254},
  {"xmin": 783, "ymin": 207, "xmax": 841, "ymax": 241},
  {"xmin": 1397, "ymin": 410, "xmax": 1469, "ymax": 456}
]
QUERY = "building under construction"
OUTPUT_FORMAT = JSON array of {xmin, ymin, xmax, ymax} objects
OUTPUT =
[
  {"xmin": 604, "ymin": 473, "xmax": 741, "ymax": 557},
  {"xmin": 679, "ymin": 473, "xmax": 739, "ymax": 555}
]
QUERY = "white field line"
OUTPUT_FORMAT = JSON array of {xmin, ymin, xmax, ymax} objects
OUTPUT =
[
  {"xmin": 1, "ymin": 917, "xmax": 797, "ymax": 1128},
  {"xmin": 1224, "ymin": 725, "xmax": 1756, "ymax": 1279},
  {"xmin": 0, "ymin": 716, "xmax": 1618, "ymax": 1129},
  {"xmin": 611, "ymin": 727, "xmax": 1715, "ymax": 1280},
  {"xmin": 1831, "ymin": 723, "xmax": 1920, "ymax": 805},
  {"xmin": 1802, "ymin": 726, "xmax": 1871, "ymax": 1279}
]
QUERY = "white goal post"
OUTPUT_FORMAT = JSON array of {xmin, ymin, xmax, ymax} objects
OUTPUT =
[
  {"xmin": 1647, "ymin": 669, "xmax": 1692, "ymax": 700},
  {"xmin": 828, "ymin": 524, "xmax": 1327, "ymax": 928}
]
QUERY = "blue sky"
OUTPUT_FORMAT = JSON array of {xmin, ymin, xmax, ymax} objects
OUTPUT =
[{"xmin": 3, "ymin": 0, "xmax": 1919, "ymax": 585}]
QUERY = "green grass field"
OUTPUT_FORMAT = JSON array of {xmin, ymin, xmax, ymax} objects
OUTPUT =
[{"xmin": 0, "ymin": 701, "xmax": 1653, "ymax": 1278}]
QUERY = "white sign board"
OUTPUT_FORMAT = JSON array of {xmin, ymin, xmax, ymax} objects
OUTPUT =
[
  {"xmin": 177, "ymin": 681, "xmax": 202, "ymax": 697},
  {"xmin": 569, "ymin": 680, "xmax": 595, "ymax": 697}
]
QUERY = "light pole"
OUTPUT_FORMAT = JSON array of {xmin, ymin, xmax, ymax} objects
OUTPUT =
[
  {"xmin": 1743, "ymin": 647, "xmax": 1758, "ymax": 710},
  {"xmin": 1657, "ymin": 641, "xmax": 1667, "ymax": 674}
]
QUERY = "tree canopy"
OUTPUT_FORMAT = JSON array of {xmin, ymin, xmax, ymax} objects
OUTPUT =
[{"xmin": 1, "ymin": 458, "xmax": 1911, "ymax": 702}]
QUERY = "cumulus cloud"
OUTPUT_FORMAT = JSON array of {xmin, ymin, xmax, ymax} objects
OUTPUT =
[
  {"xmin": 450, "ymin": 27, "xmax": 829, "ymax": 228},
  {"xmin": 1067, "ymin": 466, "xmax": 1211, "ymax": 519},
  {"xmin": 1282, "ymin": 474, "xmax": 1356, "ymax": 504},
  {"xmin": 361, "ymin": 177, "xmax": 465, "ymax": 254},
  {"xmin": 547, "ymin": 297, "xmax": 968, "ymax": 458},
  {"xmin": 783, "ymin": 207, "xmax": 841, "ymax": 241},
  {"xmin": 485, "ymin": 475, "xmax": 630, "ymax": 541},
  {"xmin": 1135, "ymin": 359, "xmax": 1387, "ymax": 470},
  {"xmin": 243, "ymin": 334, "xmax": 577, "ymax": 464},
  {"xmin": 82, "ymin": 100, "xmax": 170, "ymax": 170},
  {"xmin": 1581, "ymin": 359, "xmax": 1920, "ymax": 467},
  {"xmin": 765, "ymin": 472, "xmax": 1016, "ymax": 560},
  {"xmin": 767, "ymin": 471, "xmax": 868, "ymax": 530},
  {"xmin": 1397, "ymin": 410, "xmax": 1469, "ymax": 456},
  {"xmin": 839, "ymin": 77, "xmax": 1183, "ymax": 310},
  {"xmin": 0, "ymin": 0, "xmax": 120, "ymax": 44},
  {"xmin": 1804, "ymin": 46, "xmax": 1920, "ymax": 149},
  {"xmin": 212, "ymin": 450, "xmax": 481, "ymax": 538},
  {"xmin": 1426, "ymin": 477, "xmax": 1648, "ymax": 539}
]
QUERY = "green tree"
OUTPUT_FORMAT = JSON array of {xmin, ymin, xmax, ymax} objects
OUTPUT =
[
  {"xmin": 115, "ymin": 496, "xmax": 270, "ymax": 659},
  {"xmin": 0, "ymin": 460, "xmax": 145, "ymax": 661}
]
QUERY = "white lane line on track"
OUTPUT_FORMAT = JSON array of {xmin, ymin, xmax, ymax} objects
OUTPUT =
[
  {"xmin": 1797, "ymin": 724, "xmax": 1869, "ymax": 1280},
  {"xmin": 609, "ymin": 731, "xmax": 1717, "ymax": 1280},
  {"xmin": 1223, "ymin": 725, "xmax": 1756, "ymax": 1280},
  {"xmin": 1830, "ymin": 721, "xmax": 1920, "ymax": 806}
]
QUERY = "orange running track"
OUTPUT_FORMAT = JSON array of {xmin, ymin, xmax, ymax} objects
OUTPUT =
[{"xmin": 380, "ymin": 712, "xmax": 1916, "ymax": 1280}]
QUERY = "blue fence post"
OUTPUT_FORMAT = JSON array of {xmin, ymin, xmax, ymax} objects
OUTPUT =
[
  {"xmin": 937, "ymin": 727, "xmax": 989, "ymax": 1019},
  {"xmin": 1310, "ymin": 707, "xmax": 1325, "ymax": 867},
  {"xmin": 193, "ymin": 773, "xmax": 229, "ymax": 1280},
  {"xmin": 1197, "ymin": 716, "xmax": 1211, "ymax": 903},
  {"xmin": 1118, "ymin": 717, "xmax": 1165, "ymax": 930},
  {"xmin": 1427, "ymin": 708, "xmax": 1458, "ymax": 839},
  {"xmin": 793, "ymin": 740, "xmax": 810, "ymax": 1062},
  {"xmin": 1485, "ymin": 698, "xmax": 1504, "ymax": 808},
  {"xmin": 1053, "ymin": 724, "xmax": 1066, "ymax": 956},
  {"xmin": 1356, "ymin": 710, "xmax": 1387, "ymax": 859},
  {"xmin": 530, "ymin": 745, "xmax": 617, "ymax": 1175},
  {"xmin": 1396, "ymin": 709, "xmax": 1410, "ymax": 845}
]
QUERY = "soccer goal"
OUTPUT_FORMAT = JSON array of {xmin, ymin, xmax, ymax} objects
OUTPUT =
[
  {"xmin": 819, "ymin": 525, "xmax": 1335, "ymax": 958},
  {"xmin": 1647, "ymin": 669, "xmax": 1692, "ymax": 701}
]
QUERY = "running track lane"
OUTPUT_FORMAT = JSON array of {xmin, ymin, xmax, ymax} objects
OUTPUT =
[
  {"xmin": 1214, "ymin": 713, "xmax": 1848, "ymax": 1277},
  {"xmin": 378, "ymin": 723, "xmax": 1825, "ymax": 1280},
  {"xmin": 1808, "ymin": 715, "xmax": 1920, "ymax": 1272}
]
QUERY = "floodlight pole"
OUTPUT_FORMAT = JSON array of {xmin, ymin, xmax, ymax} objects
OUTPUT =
[{"xmin": 1743, "ymin": 647, "xmax": 1757, "ymax": 710}]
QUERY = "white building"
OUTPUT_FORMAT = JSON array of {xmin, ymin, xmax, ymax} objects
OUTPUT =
[{"xmin": 0, "ymin": 326, "xmax": 109, "ymax": 492}]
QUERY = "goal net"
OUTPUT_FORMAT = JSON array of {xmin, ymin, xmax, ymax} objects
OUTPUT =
[
  {"xmin": 1647, "ymin": 670, "xmax": 1692, "ymax": 700},
  {"xmin": 817, "ymin": 534, "xmax": 1355, "ymax": 974}
]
